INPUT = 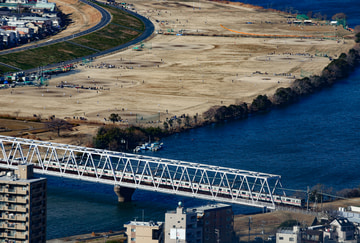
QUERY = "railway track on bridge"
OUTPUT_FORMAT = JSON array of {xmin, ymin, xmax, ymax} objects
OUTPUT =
[{"xmin": 0, "ymin": 135, "xmax": 306, "ymax": 209}]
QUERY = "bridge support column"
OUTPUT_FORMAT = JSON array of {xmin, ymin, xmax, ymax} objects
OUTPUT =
[{"xmin": 114, "ymin": 185, "xmax": 135, "ymax": 203}]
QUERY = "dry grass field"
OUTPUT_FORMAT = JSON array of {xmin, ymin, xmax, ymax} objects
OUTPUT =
[{"xmin": 0, "ymin": 0, "xmax": 355, "ymax": 143}]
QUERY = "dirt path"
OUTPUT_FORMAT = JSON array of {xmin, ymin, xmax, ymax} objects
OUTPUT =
[{"xmin": 0, "ymin": 0, "xmax": 355, "ymax": 143}]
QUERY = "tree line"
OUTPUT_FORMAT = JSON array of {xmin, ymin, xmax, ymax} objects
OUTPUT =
[
  {"xmin": 92, "ymin": 32, "xmax": 360, "ymax": 152},
  {"xmin": 203, "ymin": 38, "xmax": 360, "ymax": 123}
]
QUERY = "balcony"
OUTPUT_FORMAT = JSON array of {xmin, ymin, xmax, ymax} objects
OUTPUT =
[
  {"xmin": 15, "ymin": 224, "xmax": 27, "ymax": 231},
  {"xmin": 16, "ymin": 189, "xmax": 28, "ymax": 195},
  {"xmin": 5, "ymin": 188, "xmax": 28, "ymax": 195},
  {"xmin": 6, "ymin": 206, "xmax": 27, "ymax": 213},
  {"xmin": 15, "ymin": 215, "xmax": 27, "ymax": 221},
  {"xmin": 8, "ymin": 232, "xmax": 27, "ymax": 240},
  {"xmin": 15, "ymin": 197, "xmax": 28, "ymax": 204},
  {"xmin": 6, "ymin": 188, "xmax": 16, "ymax": 193}
]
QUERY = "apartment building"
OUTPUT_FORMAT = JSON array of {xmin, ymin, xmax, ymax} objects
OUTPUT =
[
  {"xmin": 164, "ymin": 202, "xmax": 202, "ymax": 243},
  {"xmin": 0, "ymin": 164, "xmax": 47, "ymax": 243},
  {"xmin": 124, "ymin": 221, "xmax": 164, "ymax": 243},
  {"xmin": 164, "ymin": 202, "xmax": 234, "ymax": 243},
  {"xmin": 193, "ymin": 203, "xmax": 234, "ymax": 243}
]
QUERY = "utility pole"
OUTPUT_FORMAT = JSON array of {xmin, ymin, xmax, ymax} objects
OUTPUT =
[
  {"xmin": 321, "ymin": 190, "xmax": 323, "ymax": 212},
  {"xmin": 306, "ymin": 186, "xmax": 310, "ymax": 211},
  {"xmin": 248, "ymin": 217, "xmax": 252, "ymax": 242}
]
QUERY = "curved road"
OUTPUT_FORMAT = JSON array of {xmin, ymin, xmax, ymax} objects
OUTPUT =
[
  {"xmin": 0, "ymin": 0, "xmax": 111, "ymax": 55},
  {"xmin": 0, "ymin": 0, "xmax": 154, "ymax": 72}
]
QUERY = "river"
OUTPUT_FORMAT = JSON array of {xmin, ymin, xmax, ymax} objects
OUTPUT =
[{"xmin": 46, "ymin": 0, "xmax": 360, "ymax": 239}]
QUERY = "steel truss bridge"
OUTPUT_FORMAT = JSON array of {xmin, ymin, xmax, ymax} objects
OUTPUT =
[{"xmin": 0, "ymin": 136, "xmax": 288, "ymax": 209}]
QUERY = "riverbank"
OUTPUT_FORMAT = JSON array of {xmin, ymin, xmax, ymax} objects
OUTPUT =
[
  {"xmin": 46, "ymin": 196, "xmax": 360, "ymax": 242},
  {"xmin": 0, "ymin": 0, "xmax": 355, "ymax": 145}
]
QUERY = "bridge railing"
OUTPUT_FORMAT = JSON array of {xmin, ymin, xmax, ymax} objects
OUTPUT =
[{"xmin": 0, "ymin": 135, "xmax": 289, "ymax": 209}]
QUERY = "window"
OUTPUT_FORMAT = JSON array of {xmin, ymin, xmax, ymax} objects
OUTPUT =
[
  {"xmin": 130, "ymin": 237, "xmax": 136, "ymax": 241},
  {"xmin": 289, "ymin": 237, "xmax": 294, "ymax": 241},
  {"xmin": 279, "ymin": 237, "xmax": 284, "ymax": 240},
  {"xmin": 152, "ymin": 229, "xmax": 160, "ymax": 240},
  {"xmin": 131, "ymin": 229, "xmax": 136, "ymax": 232}
]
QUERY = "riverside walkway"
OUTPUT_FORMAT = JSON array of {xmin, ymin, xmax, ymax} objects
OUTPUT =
[{"xmin": 0, "ymin": 135, "xmax": 290, "ymax": 209}]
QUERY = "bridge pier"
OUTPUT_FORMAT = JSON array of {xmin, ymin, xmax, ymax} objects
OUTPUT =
[{"xmin": 114, "ymin": 185, "xmax": 135, "ymax": 202}]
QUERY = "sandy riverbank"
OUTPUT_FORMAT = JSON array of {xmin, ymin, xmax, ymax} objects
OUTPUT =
[{"xmin": 0, "ymin": 0, "xmax": 355, "ymax": 142}]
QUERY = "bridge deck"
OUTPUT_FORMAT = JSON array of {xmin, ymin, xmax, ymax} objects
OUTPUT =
[{"xmin": 0, "ymin": 135, "xmax": 299, "ymax": 209}]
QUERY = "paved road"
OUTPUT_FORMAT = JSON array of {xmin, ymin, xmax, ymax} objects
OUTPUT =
[
  {"xmin": 0, "ymin": 0, "xmax": 111, "ymax": 56},
  {"xmin": 1, "ymin": 0, "xmax": 154, "ymax": 73}
]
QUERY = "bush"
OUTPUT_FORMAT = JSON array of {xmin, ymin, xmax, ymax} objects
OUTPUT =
[
  {"xmin": 355, "ymin": 32, "xmax": 360, "ymax": 43},
  {"xmin": 93, "ymin": 125, "xmax": 167, "ymax": 151},
  {"xmin": 272, "ymin": 87, "xmax": 296, "ymax": 106},
  {"xmin": 250, "ymin": 95, "xmax": 272, "ymax": 112},
  {"xmin": 278, "ymin": 219, "xmax": 299, "ymax": 228}
]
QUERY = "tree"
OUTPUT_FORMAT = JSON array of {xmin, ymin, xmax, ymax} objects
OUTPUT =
[
  {"xmin": 250, "ymin": 95, "xmax": 272, "ymax": 112},
  {"xmin": 308, "ymin": 184, "xmax": 334, "ymax": 203},
  {"xmin": 332, "ymin": 12, "xmax": 347, "ymax": 21},
  {"xmin": 193, "ymin": 114, "xmax": 198, "ymax": 124},
  {"xmin": 184, "ymin": 115, "xmax": 190, "ymax": 127},
  {"xmin": 46, "ymin": 118, "xmax": 73, "ymax": 137},
  {"xmin": 332, "ymin": 13, "xmax": 347, "ymax": 27},
  {"xmin": 109, "ymin": 113, "xmax": 121, "ymax": 124},
  {"xmin": 176, "ymin": 118, "xmax": 182, "ymax": 128},
  {"xmin": 354, "ymin": 25, "xmax": 360, "ymax": 34},
  {"xmin": 168, "ymin": 119, "xmax": 173, "ymax": 129},
  {"xmin": 163, "ymin": 121, "xmax": 169, "ymax": 130},
  {"xmin": 13, "ymin": 110, "xmax": 21, "ymax": 118},
  {"xmin": 355, "ymin": 31, "xmax": 360, "ymax": 43},
  {"xmin": 278, "ymin": 220, "xmax": 299, "ymax": 228},
  {"xmin": 272, "ymin": 87, "xmax": 296, "ymax": 106},
  {"xmin": 306, "ymin": 11, "xmax": 313, "ymax": 19}
]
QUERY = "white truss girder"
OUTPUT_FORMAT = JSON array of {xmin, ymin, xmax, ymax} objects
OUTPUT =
[{"xmin": 0, "ymin": 135, "xmax": 286, "ymax": 209}]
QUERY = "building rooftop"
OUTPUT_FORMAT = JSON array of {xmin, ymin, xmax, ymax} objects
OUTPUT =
[
  {"xmin": 0, "ymin": 169, "xmax": 44, "ymax": 183},
  {"xmin": 166, "ymin": 203, "xmax": 232, "ymax": 216},
  {"xmin": 124, "ymin": 221, "xmax": 163, "ymax": 227},
  {"xmin": 188, "ymin": 203, "xmax": 231, "ymax": 213},
  {"xmin": 278, "ymin": 229, "xmax": 297, "ymax": 234}
]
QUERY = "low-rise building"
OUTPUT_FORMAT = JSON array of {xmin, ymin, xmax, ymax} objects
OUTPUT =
[
  {"xmin": 323, "ymin": 218, "xmax": 356, "ymax": 243},
  {"xmin": 276, "ymin": 226, "xmax": 302, "ymax": 243},
  {"xmin": 124, "ymin": 221, "xmax": 164, "ymax": 243}
]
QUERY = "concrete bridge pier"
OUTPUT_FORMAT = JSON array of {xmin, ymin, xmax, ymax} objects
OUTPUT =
[{"xmin": 114, "ymin": 185, "xmax": 135, "ymax": 202}]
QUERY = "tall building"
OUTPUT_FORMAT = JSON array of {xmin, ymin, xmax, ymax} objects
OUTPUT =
[
  {"xmin": 164, "ymin": 202, "xmax": 202, "ymax": 243},
  {"xmin": 0, "ymin": 164, "xmax": 47, "ymax": 243},
  {"xmin": 194, "ymin": 203, "xmax": 234, "ymax": 243},
  {"xmin": 124, "ymin": 221, "xmax": 164, "ymax": 243},
  {"xmin": 164, "ymin": 202, "xmax": 234, "ymax": 243}
]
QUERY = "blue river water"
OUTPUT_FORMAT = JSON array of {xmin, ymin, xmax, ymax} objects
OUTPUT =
[{"xmin": 46, "ymin": 1, "xmax": 360, "ymax": 240}]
